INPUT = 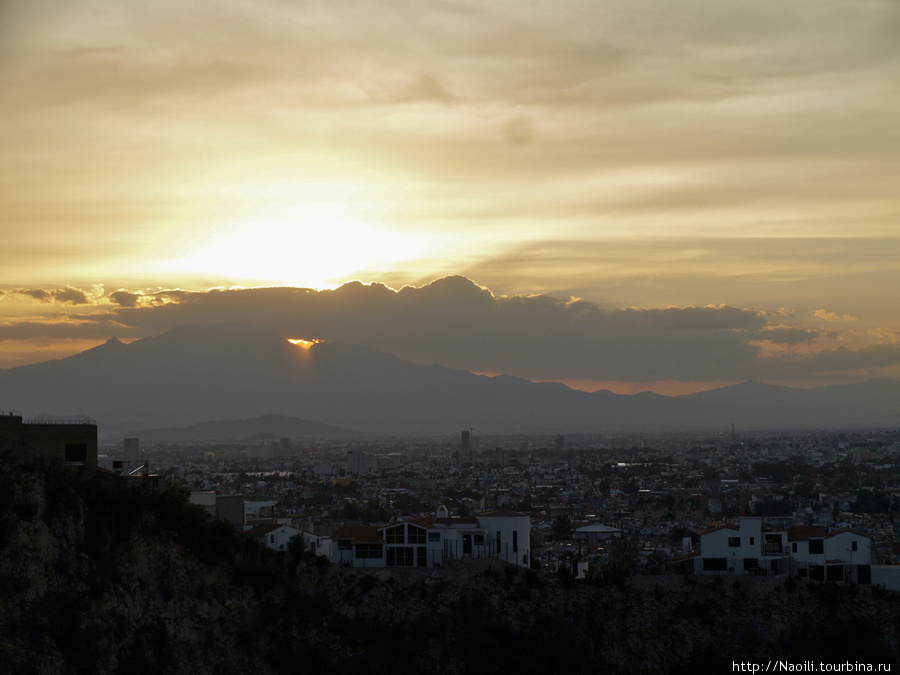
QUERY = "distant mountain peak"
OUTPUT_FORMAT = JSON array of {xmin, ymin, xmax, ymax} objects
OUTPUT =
[{"xmin": 2, "ymin": 322, "xmax": 898, "ymax": 434}]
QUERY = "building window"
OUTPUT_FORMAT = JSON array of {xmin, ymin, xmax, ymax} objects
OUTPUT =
[
  {"xmin": 749, "ymin": 537, "xmax": 755, "ymax": 545},
  {"xmin": 743, "ymin": 558, "xmax": 759, "ymax": 571},
  {"xmin": 728, "ymin": 537, "xmax": 740, "ymax": 547},
  {"xmin": 428, "ymin": 532, "xmax": 440, "ymax": 542},
  {"xmin": 270, "ymin": 534, "xmax": 275, "ymax": 544},
  {"xmin": 764, "ymin": 534, "xmax": 783, "ymax": 554},
  {"xmin": 387, "ymin": 547, "xmax": 414, "ymax": 566},
  {"xmin": 703, "ymin": 557, "xmax": 728, "ymax": 571},
  {"xmin": 355, "ymin": 544, "xmax": 382, "ymax": 559},
  {"xmin": 385, "ymin": 525, "xmax": 405, "ymax": 544},
  {"xmin": 474, "ymin": 533, "xmax": 484, "ymax": 546},
  {"xmin": 408, "ymin": 525, "xmax": 426, "ymax": 544},
  {"xmin": 792, "ymin": 542, "xmax": 797, "ymax": 553},
  {"xmin": 513, "ymin": 530, "xmax": 518, "ymax": 553},
  {"xmin": 809, "ymin": 539, "xmax": 824, "ymax": 555},
  {"xmin": 851, "ymin": 540, "xmax": 858, "ymax": 552},
  {"xmin": 65, "ymin": 443, "xmax": 87, "ymax": 464},
  {"xmin": 337, "ymin": 539, "xmax": 352, "ymax": 550},
  {"xmin": 496, "ymin": 531, "xmax": 502, "ymax": 554}
]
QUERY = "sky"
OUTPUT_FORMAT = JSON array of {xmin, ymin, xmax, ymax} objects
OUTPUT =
[{"xmin": 1, "ymin": 0, "xmax": 898, "ymax": 395}]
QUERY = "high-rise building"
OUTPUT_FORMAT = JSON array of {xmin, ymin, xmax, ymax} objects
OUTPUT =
[
  {"xmin": 346, "ymin": 449, "xmax": 368, "ymax": 475},
  {"xmin": 124, "ymin": 437, "xmax": 141, "ymax": 461}
]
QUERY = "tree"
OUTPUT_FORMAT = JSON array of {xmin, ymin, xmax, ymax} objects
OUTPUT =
[
  {"xmin": 552, "ymin": 514, "xmax": 572, "ymax": 540},
  {"xmin": 602, "ymin": 536, "xmax": 640, "ymax": 586},
  {"xmin": 288, "ymin": 533, "xmax": 308, "ymax": 563}
]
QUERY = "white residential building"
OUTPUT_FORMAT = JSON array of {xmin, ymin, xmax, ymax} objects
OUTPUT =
[
  {"xmin": 692, "ymin": 517, "xmax": 789, "ymax": 575},
  {"xmin": 787, "ymin": 525, "xmax": 872, "ymax": 583},
  {"xmin": 330, "ymin": 506, "xmax": 531, "ymax": 569},
  {"xmin": 244, "ymin": 523, "xmax": 302, "ymax": 552},
  {"xmin": 687, "ymin": 517, "xmax": 871, "ymax": 582},
  {"xmin": 298, "ymin": 529, "xmax": 332, "ymax": 560},
  {"xmin": 346, "ymin": 450, "xmax": 369, "ymax": 475}
]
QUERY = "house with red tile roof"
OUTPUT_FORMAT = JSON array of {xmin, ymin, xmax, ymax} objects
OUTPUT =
[
  {"xmin": 330, "ymin": 505, "xmax": 531, "ymax": 569},
  {"xmin": 685, "ymin": 517, "xmax": 872, "ymax": 583},
  {"xmin": 788, "ymin": 525, "xmax": 871, "ymax": 583}
]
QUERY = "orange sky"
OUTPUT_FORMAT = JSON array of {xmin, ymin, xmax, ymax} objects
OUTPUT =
[{"xmin": 1, "ymin": 0, "xmax": 899, "ymax": 392}]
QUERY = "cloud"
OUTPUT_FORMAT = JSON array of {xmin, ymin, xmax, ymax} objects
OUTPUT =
[
  {"xmin": 752, "ymin": 325, "xmax": 821, "ymax": 345},
  {"xmin": 1, "ymin": 1, "xmax": 898, "ymax": 385},
  {"xmin": 504, "ymin": 117, "xmax": 535, "ymax": 145},
  {"xmin": 107, "ymin": 289, "xmax": 190, "ymax": 307},
  {"xmin": 813, "ymin": 309, "xmax": 857, "ymax": 323},
  {"xmin": 103, "ymin": 276, "xmax": 777, "ymax": 382},
  {"xmin": 0, "ymin": 318, "xmax": 140, "ymax": 342},
  {"xmin": 12, "ymin": 287, "xmax": 92, "ymax": 305},
  {"xmin": 3, "ymin": 276, "xmax": 899, "ymax": 384},
  {"xmin": 108, "ymin": 291, "xmax": 141, "ymax": 308},
  {"xmin": 758, "ymin": 342, "xmax": 900, "ymax": 377}
]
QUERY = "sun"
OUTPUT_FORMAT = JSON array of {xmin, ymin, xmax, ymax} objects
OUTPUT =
[
  {"xmin": 160, "ymin": 186, "xmax": 430, "ymax": 288},
  {"xmin": 287, "ymin": 338, "xmax": 321, "ymax": 350}
]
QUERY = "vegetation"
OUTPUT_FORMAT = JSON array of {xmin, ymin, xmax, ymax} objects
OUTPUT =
[{"xmin": 1, "ymin": 453, "xmax": 899, "ymax": 673}]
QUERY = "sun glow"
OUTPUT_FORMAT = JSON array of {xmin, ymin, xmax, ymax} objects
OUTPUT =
[
  {"xmin": 161, "ymin": 193, "xmax": 431, "ymax": 288},
  {"xmin": 288, "ymin": 338, "xmax": 321, "ymax": 350}
]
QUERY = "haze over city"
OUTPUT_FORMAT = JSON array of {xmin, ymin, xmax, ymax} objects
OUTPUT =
[{"xmin": 1, "ymin": 0, "xmax": 899, "ymax": 396}]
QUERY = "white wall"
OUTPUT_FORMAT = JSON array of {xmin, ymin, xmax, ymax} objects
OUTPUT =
[{"xmin": 478, "ymin": 514, "xmax": 531, "ymax": 567}]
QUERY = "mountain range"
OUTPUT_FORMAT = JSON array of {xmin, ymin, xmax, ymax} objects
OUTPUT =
[{"xmin": 0, "ymin": 322, "xmax": 898, "ymax": 438}]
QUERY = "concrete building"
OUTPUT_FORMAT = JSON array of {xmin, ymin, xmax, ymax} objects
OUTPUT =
[
  {"xmin": 331, "ymin": 506, "xmax": 531, "ymax": 569},
  {"xmin": 788, "ymin": 525, "xmax": 872, "ymax": 583},
  {"xmin": 693, "ymin": 517, "xmax": 789, "ymax": 575},
  {"xmin": 244, "ymin": 523, "xmax": 301, "ymax": 551},
  {"xmin": 689, "ymin": 517, "xmax": 871, "ymax": 581},
  {"xmin": 0, "ymin": 411, "xmax": 97, "ymax": 472},
  {"xmin": 375, "ymin": 453, "xmax": 402, "ymax": 471},
  {"xmin": 190, "ymin": 491, "xmax": 218, "ymax": 516},
  {"xmin": 215, "ymin": 495, "xmax": 245, "ymax": 530},
  {"xmin": 123, "ymin": 437, "xmax": 141, "ymax": 461},
  {"xmin": 346, "ymin": 450, "xmax": 368, "ymax": 475}
]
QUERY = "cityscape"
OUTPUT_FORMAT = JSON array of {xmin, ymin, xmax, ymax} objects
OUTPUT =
[
  {"xmin": 2, "ymin": 0, "xmax": 899, "ymax": 670},
  {"xmin": 109, "ymin": 426, "xmax": 900, "ymax": 578}
]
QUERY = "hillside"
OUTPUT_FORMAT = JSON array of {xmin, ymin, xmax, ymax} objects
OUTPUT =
[
  {"xmin": 1, "ymin": 457, "xmax": 898, "ymax": 673},
  {"xmin": 125, "ymin": 414, "xmax": 353, "ymax": 443}
]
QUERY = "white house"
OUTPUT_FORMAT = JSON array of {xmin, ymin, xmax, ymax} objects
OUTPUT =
[
  {"xmin": 330, "ymin": 506, "xmax": 531, "ymax": 569},
  {"xmin": 295, "ymin": 529, "xmax": 332, "ymax": 560},
  {"xmin": 244, "ymin": 523, "xmax": 302, "ymax": 552},
  {"xmin": 788, "ymin": 525, "xmax": 871, "ymax": 583},
  {"xmin": 687, "ymin": 517, "xmax": 874, "ymax": 582},
  {"xmin": 693, "ymin": 517, "xmax": 789, "ymax": 575}
]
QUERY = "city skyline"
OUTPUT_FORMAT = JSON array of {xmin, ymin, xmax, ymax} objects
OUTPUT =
[{"xmin": 1, "ymin": 0, "xmax": 898, "ymax": 393}]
